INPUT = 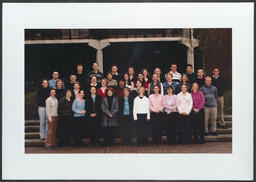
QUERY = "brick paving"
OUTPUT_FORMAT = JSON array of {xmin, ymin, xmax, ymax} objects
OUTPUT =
[{"xmin": 25, "ymin": 142, "xmax": 232, "ymax": 154}]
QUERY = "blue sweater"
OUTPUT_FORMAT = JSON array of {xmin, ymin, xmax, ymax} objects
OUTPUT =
[
  {"xmin": 163, "ymin": 81, "xmax": 180, "ymax": 95},
  {"xmin": 72, "ymin": 99, "xmax": 86, "ymax": 117},
  {"xmin": 200, "ymin": 85, "xmax": 218, "ymax": 107}
]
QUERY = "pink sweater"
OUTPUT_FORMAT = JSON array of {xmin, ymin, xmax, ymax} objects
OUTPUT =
[
  {"xmin": 191, "ymin": 91, "xmax": 205, "ymax": 110},
  {"xmin": 149, "ymin": 94, "xmax": 164, "ymax": 112}
]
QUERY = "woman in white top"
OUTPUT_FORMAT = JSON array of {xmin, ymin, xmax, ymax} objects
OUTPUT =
[
  {"xmin": 45, "ymin": 89, "xmax": 58, "ymax": 148},
  {"xmin": 133, "ymin": 87, "xmax": 150, "ymax": 146},
  {"xmin": 177, "ymin": 84, "xmax": 193, "ymax": 144}
]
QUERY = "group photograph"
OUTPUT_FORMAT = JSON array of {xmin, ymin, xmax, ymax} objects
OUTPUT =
[{"xmin": 25, "ymin": 28, "xmax": 232, "ymax": 154}]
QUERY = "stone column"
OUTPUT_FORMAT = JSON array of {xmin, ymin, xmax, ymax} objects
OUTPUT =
[
  {"xmin": 181, "ymin": 29, "xmax": 199, "ymax": 73},
  {"xmin": 88, "ymin": 39, "xmax": 110, "ymax": 73}
]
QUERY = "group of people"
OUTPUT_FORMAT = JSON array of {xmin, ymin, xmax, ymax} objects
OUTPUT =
[{"xmin": 36, "ymin": 62, "xmax": 226, "ymax": 148}]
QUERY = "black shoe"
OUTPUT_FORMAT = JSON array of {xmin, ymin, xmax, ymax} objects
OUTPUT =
[{"xmin": 204, "ymin": 132, "xmax": 209, "ymax": 136}]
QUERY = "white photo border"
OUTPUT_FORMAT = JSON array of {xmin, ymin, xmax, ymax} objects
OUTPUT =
[{"xmin": 2, "ymin": 2, "xmax": 254, "ymax": 180}]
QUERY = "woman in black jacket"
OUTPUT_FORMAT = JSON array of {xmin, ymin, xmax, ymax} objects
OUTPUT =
[
  {"xmin": 36, "ymin": 79, "xmax": 50, "ymax": 140},
  {"xmin": 55, "ymin": 79, "xmax": 66, "ymax": 101},
  {"xmin": 86, "ymin": 86, "xmax": 102, "ymax": 146},
  {"xmin": 57, "ymin": 89, "xmax": 74, "ymax": 147},
  {"xmin": 118, "ymin": 87, "xmax": 134, "ymax": 145}
]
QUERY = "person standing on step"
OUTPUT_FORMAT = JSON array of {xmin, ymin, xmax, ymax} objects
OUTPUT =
[
  {"xmin": 86, "ymin": 86, "xmax": 102, "ymax": 146},
  {"xmin": 177, "ymin": 84, "xmax": 193, "ymax": 144},
  {"xmin": 66, "ymin": 74, "xmax": 77, "ymax": 90},
  {"xmin": 97, "ymin": 78, "xmax": 107, "ymax": 99},
  {"xmin": 163, "ymin": 86, "xmax": 179, "ymax": 145},
  {"xmin": 36, "ymin": 79, "xmax": 50, "ymax": 141},
  {"xmin": 55, "ymin": 79, "xmax": 65, "ymax": 101},
  {"xmin": 211, "ymin": 67, "xmax": 227, "ymax": 129},
  {"xmin": 45, "ymin": 89, "xmax": 59, "ymax": 148},
  {"xmin": 148, "ymin": 73, "xmax": 164, "ymax": 96},
  {"xmin": 57, "ymin": 89, "xmax": 74, "ymax": 147},
  {"xmin": 111, "ymin": 64, "xmax": 121, "ymax": 82},
  {"xmin": 123, "ymin": 72, "xmax": 134, "ymax": 90},
  {"xmin": 115, "ymin": 79, "xmax": 125, "ymax": 99},
  {"xmin": 72, "ymin": 90, "xmax": 86, "ymax": 146},
  {"xmin": 137, "ymin": 72, "xmax": 149, "ymax": 92},
  {"xmin": 86, "ymin": 76, "xmax": 100, "ymax": 97},
  {"xmin": 176, "ymin": 74, "xmax": 191, "ymax": 94},
  {"xmin": 149, "ymin": 85, "xmax": 165, "ymax": 144},
  {"xmin": 154, "ymin": 67, "xmax": 164, "ymax": 83},
  {"xmin": 130, "ymin": 80, "xmax": 143, "ymax": 100},
  {"xmin": 75, "ymin": 63, "xmax": 87, "ymax": 90},
  {"xmin": 118, "ymin": 87, "xmax": 134, "ymax": 145},
  {"xmin": 101, "ymin": 87, "xmax": 119, "ymax": 146},
  {"xmin": 88, "ymin": 62, "xmax": 103, "ymax": 84},
  {"xmin": 163, "ymin": 73, "xmax": 180, "ymax": 95},
  {"xmin": 71, "ymin": 82, "xmax": 80, "ymax": 100},
  {"xmin": 200, "ymin": 76, "xmax": 218, "ymax": 136},
  {"xmin": 185, "ymin": 64, "xmax": 196, "ymax": 84},
  {"xmin": 142, "ymin": 68, "xmax": 151, "ymax": 91},
  {"xmin": 166, "ymin": 63, "xmax": 181, "ymax": 83},
  {"xmin": 48, "ymin": 71, "xmax": 65, "ymax": 89},
  {"xmin": 191, "ymin": 82, "xmax": 205, "ymax": 144},
  {"xmin": 193, "ymin": 68, "xmax": 205, "ymax": 88},
  {"xmin": 106, "ymin": 71, "xmax": 118, "ymax": 88},
  {"xmin": 128, "ymin": 66, "xmax": 137, "ymax": 85},
  {"xmin": 133, "ymin": 87, "xmax": 150, "ymax": 146}
]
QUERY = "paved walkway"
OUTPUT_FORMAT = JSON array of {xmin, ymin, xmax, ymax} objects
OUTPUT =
[{"xmin": 25, "ymin": 142, "xmax": 231, "ymax": 154}]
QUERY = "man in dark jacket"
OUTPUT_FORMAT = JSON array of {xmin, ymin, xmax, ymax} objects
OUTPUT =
[
  {"xmin": 212, "ymin": 67, "xmax": 227, "ymax": 128},
  {"xmin": 75, "ymin": 63, "xmax": 87, "ymax": 90},
  {"xmin": 86, "ymin": 86, "xmax": 102, "ymax": 146},
  {"xmin": 193, "ymin": 68, "xmax": 205, "ymax": 88},
  {"xmin": 118, "ymin": 87, "xmax": 134, "ymax": 145},
  {"xmin": 185, "ymin": 64, "xmax": 196, "ymax": 84},
  {"xmin": 88, "ymin": 62, "xmax": 103, "ymax": 84}
]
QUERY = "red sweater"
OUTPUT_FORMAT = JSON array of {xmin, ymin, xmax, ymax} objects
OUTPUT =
[{"xmin": 97, "ymin": 88, "xmax": 106, "ymax": 98}]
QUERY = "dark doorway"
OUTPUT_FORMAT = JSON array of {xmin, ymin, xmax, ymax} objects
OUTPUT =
[
  {"xmin": 103, "ymin": 41, "xmax": 187, "ymax": 76},
  {"xmin": 25, "ymin": 43, "xmax": 96, "ymax": 85}
]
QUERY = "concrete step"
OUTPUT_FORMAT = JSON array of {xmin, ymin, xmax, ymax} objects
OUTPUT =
[
  {"xmin": 25, "ymin": 132, "xmax": 40, "ymax": 139},
  {"xmin": 224, "ymin": 115, "xmax": 232, "ymax": 121},
  {"xmin": 25, "ymin": 126, "xmax": 232, "ymax": 140},
  {"xmin": 25, "ymin": 134, "xmax": 232, "ymax": 147},
  {"xmin": 25, "ymin": 120, "xmax": 39, "ymax": 126},
  {"xmin": 25, "ymin": 119, "xmax": 233, "ymax": 127},
  {"xmin": 205, "ymin": 134, "xmax": 232, "ymax": 142},
  {"xmin": 25, "ymin": 125, "xmax": 39, "ymax": 132},
  {"xmin": 216, "ymin": 127, "xmax": 232, "ymax": 134}
]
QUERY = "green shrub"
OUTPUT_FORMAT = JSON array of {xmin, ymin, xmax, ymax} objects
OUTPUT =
[
  {"xmin": 224, "ymin": 89, "xmax": 232, "ymax": 115},
  {"xmin": 25, "ymin": 91, "xmax": 39, "ymax": 120}
]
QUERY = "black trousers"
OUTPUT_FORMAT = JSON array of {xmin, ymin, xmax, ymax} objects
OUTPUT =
[
  {"xmin": 103, "ymin": 126, "xmax": 117, "ymax": 146},
  {"xmin": 87, "ymin": 115, "xmax": 100, "ymax": 145},
  {"xmin": 178, "ymin": 114, "xmax": 192, "ymax": 144},
  {"xmin": 74, "ymin": 117, "xmax": 85, "ymax": 145},
  {"xmin": 165, "ymin": 112, "xmax": 178, "ymax": 145},
  {"xmin": 136, "ymin": 114, "xmax": 149, "ymax": 144},
  {"xmin": 120, "ymin": 115, "xmax": 133, "ymax": 144},
  {"xmin": 151, "ymin": 112, "xmax": 163, "ymax": 144},
  {"xmin": 57, "ymin": 115, "xmax": 73, "ymax": 145},
  {"xmin": 191, "ymin": 109, "xmax": 205, "ymax": 144}
]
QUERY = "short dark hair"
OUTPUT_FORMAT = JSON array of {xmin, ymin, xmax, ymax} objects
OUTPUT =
[
  {"xmin": 106, "ymin": 87, "xmax": 114, "ymax": 93},
  {"xmin": 90, "ymin": 86, "xmax": 96, "ymax": 90},
  {"xmin": 166, "ymin": 85, "xmax": 173, "ymax": 90},
  {"xmin": 111, "ymin": 64, "xmax": 118, "ymax": 68},
  {"xmin": 213, "ymin": 67, "xmax": 220, "ymax": 71},
  {"xmin": 187, "ymin": 64, "xmax": 193, "ymax": 68},
  {"xmin": 66, "ymin": 89, "xmax": 72, "ymax": 94},
  {"xmin": 93, "ymin": 62, "xmax": 99, "ymax": 65},
  {"xmin": 171, "ymin": 63, "xmax": 177, "ymax": 66},
  {"xmin": 77, "ymin": 63, "xmax": 83, "ymax": 67},
  {"xmin": 107, "ymin": 71, "xmax": 112, "ymax": 76}
]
